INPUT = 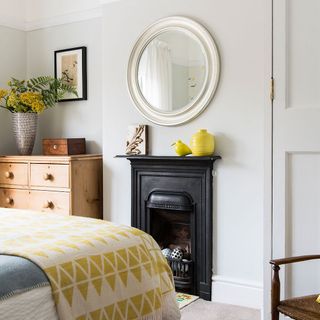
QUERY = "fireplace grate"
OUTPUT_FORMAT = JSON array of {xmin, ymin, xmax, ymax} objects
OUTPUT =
[{"xmin": 167, "ymin": 258, "xmax": 193, "ymax": 291}]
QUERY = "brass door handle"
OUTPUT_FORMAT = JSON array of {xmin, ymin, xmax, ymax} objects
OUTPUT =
[
  {"xmin": 43, "ymin": 201, "xmax": 54, "ymax": 209},
  {"xmin": 5, "ymin": 171, "xmax": 13, "ymax": 179},
  {"xmin": 5, "ymin": 197, "xmax": 14, "ymax": 205},
  {"xmin": 43, "ymin": 173, "xmax": 53, "ymax": 181}
]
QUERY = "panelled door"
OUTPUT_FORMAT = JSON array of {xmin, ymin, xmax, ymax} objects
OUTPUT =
[{"xmin": 273, "ymin": 0, "xmax": 320, "ymax": 304}]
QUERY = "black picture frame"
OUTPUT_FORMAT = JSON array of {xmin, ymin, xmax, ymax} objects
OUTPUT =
[{"xmin": 54, "ymin": 46, "xmax": 87, "ymax": 101}]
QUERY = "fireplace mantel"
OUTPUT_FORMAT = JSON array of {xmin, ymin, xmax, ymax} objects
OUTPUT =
[
  {"xmin": 117, "ymin": 154, "xmax": 221, "ymax": 162},
  {"xmin": 120, "ymin": 154, "xmax": 220, "ymax": 300}
]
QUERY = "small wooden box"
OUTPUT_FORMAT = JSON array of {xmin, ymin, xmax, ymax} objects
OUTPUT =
[{"xmin": 42, "ymin": 138, "xmax": 86, "ymax": 155}]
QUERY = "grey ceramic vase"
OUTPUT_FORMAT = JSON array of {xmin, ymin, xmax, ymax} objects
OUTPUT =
[{"xmin": 12, "ymin": 113, "xmax": 38, "ymax": 155}]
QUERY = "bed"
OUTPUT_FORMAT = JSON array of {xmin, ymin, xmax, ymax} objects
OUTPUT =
[{"xmin": 0, "ymin": 208, "xmax": 180, "ymax": 320}]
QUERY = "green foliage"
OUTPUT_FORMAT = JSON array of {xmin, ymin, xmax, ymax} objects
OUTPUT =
[
  {"xmin": 0, "ymin": 76, "xmax": 78, "ymax": 113},
  {"xmin": 27, "ymin": 76, "xmax": 78, "ymax": 108}
]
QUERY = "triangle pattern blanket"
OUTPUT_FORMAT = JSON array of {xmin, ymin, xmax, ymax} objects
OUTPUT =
[{"xmin": 0, "ymin": 209, "xmax": 180, "ymax": 320}]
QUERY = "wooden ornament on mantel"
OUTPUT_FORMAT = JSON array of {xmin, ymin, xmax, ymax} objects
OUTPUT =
[{"xmin": 125, "ymin": 125, "xmax": 148, "ymax": 155}]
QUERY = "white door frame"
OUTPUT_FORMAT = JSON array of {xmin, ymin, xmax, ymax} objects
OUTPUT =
[{"xmin": 263, "ymin": 0, "xmax": 273, "ymax": 319}]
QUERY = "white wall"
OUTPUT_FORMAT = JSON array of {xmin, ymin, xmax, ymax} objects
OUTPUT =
[
  {"xmin": 0, "ymin": 26, "xmax": 27, "ymax": 154},
  {"xmin": 102, "ymin": 0, "xmax": 265, "ymax": 309},
  {"xmin": 0, "ymin": 0, "xmax": 266, "ymax": 310},
  {"xmin": 0, "ymin": 1, "xmax": 103, "ymax": 155},
  {"xmin": 26, "ymin": 19, "xmax": 103, "ymax": 154}
]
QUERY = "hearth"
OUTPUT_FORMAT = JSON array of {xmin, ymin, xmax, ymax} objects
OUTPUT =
[{"xmin": 123, "ymin": 155, "xmax": 220, "ymax": 300}]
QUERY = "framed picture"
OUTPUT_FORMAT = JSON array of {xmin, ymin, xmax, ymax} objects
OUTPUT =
[
  {"xmin": 125, "ymin": 125, "xmax": 148, "ymax": 155},
  {"xmin": 54, "ymin": 46, "xmax": 87, "ymax": 101}
]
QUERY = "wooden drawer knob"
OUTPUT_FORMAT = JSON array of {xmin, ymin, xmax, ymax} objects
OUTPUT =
[
  {"xmin": 43, "ymin": 173, "xmax": 53, "ymax": 181},
  {"xmin": 5, "ymin": 171, "xmax": 13, "ymax": 179},
  {"xmin": 43, "ymin": 201, "xmax": 54, "ymax": 209},
  {"xmin": 5, "ymin": 197, "xmax": 14, "ymax": 205},
  {"xmin": 53, "ymin": 144, "xmax": 58, "ymax": 150}
]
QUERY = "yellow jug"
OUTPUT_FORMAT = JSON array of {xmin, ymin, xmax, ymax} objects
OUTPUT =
[
  {"xmin": 171, "ymin": 140, "xmax": 192, "ymax": 156},
  {"xmin": 190, "ymin": 129, "xmax": 215, "ymax": 156}
]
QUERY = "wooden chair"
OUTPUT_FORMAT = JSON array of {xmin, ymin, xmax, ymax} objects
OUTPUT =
[{"xmin": 270, "ymin": 255, "xmax": 320, "ymax": 320}]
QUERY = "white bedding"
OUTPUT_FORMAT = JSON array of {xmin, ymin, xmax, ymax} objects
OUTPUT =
[{"xmin": 0, "ymin": 286, "xmax": 58, "ymax": 320}]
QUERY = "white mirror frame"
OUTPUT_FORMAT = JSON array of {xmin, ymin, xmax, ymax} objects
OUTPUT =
[{"xmin": 127, "ymin": 16, "xmax": 220, "ymax": 126}]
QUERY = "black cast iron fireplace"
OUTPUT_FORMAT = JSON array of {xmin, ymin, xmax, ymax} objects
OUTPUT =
[{"xmin": 124, "ymin": 155, "xmax": 220, "ymax": 300}]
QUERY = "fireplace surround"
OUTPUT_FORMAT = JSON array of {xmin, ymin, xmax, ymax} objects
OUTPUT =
[{"xmin": 124, "ymin": 155, "xmax": 220, "ymax": 300}]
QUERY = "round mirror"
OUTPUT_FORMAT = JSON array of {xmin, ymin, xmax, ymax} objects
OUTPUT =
[{"xmin": 128, "ymin": 16, "xmax": 220, "ymax": 126}]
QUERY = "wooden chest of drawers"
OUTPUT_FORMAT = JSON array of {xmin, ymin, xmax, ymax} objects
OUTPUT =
[{"xmin": 0, "ymin": 154, "xmax": 102, "ymax": 218}]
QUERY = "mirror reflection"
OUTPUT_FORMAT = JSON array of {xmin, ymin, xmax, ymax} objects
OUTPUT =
[{"xmin": 138, "ymin": 30, "xmax": 206, "ymax": 112}]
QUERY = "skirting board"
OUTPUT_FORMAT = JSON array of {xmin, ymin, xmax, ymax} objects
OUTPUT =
[{"xmin": 212, "ymin": 276, "xmax": 263, "ymax": 310}]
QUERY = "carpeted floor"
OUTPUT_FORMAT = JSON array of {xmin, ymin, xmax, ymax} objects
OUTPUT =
[{"xmin": 180, "ymin": 299, "xmax": 260, "ymax": 320}]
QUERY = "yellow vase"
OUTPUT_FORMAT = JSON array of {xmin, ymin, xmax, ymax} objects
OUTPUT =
[
  {"xmin": 190, "ymin": 129, "xmax": 215, "ymax": 156},
  {"xmin": 171, "ymin": 140, "xmax": 192, "ymax": 156}
]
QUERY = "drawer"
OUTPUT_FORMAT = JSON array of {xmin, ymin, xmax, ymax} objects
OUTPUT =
[
  {"xmin": 29, "ymin": 190, "xmax": 70, "ymax": 215},
  {"xmin": 0, "ymin": 188, "xmax": 29, "ymax": 209},
  {"xmin": 0, "ymin": 163, "xmax": 28, "ymax": 186},
  {"xmin": 30, "ymin": 164, "xmax": 69, "ymax": 188}
]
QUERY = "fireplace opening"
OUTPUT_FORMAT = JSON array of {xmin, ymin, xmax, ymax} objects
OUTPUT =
[
  {"xmin": 150, "ymin": 209, "xmax": 191, "ymax": 254},
  {"xmin": 147, "ymin": 191, "xmax": 195, "ymax": 293}
]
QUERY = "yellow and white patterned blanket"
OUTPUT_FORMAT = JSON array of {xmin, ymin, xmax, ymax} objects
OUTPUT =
[{"xmin": 0, "ymin": 209, "xmax": 180, "ymax": 320}]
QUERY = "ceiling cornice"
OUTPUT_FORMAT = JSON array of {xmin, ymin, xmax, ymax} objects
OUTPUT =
[
  {"xmin": 0, "ymin": 1, "xmax": 124, "ymax": 32},
  {"xmin": 25, "ymin": 7, "xmax": 102, "ymax": 31},
  {"xmin": 0, "ymin": 14, "xmax": 26, "ymax": 32},
  {"xmin": 99, "ymin": 0, "xmax": 121, "ymax": 4}
]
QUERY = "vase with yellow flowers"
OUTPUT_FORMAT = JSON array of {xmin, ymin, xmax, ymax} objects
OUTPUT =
[{"xmin": 0, "ymin": 77, "xmax": 77, "ymax": 155}]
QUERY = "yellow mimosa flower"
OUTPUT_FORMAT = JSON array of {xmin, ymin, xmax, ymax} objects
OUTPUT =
[
  {"xmin": 20, "ymin": 91, "xmax": 42, "ymax": 106},
  {"xmin": 7, "ymin": 92, "xmax": 19, "ymax": 107},
  {"xmin": 31, "ymin": 100, "xmax": 45, "ymax": 113},
  {"xmin": 0, "ymin": 89, "xmax": 8, "ymax": 100}
]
